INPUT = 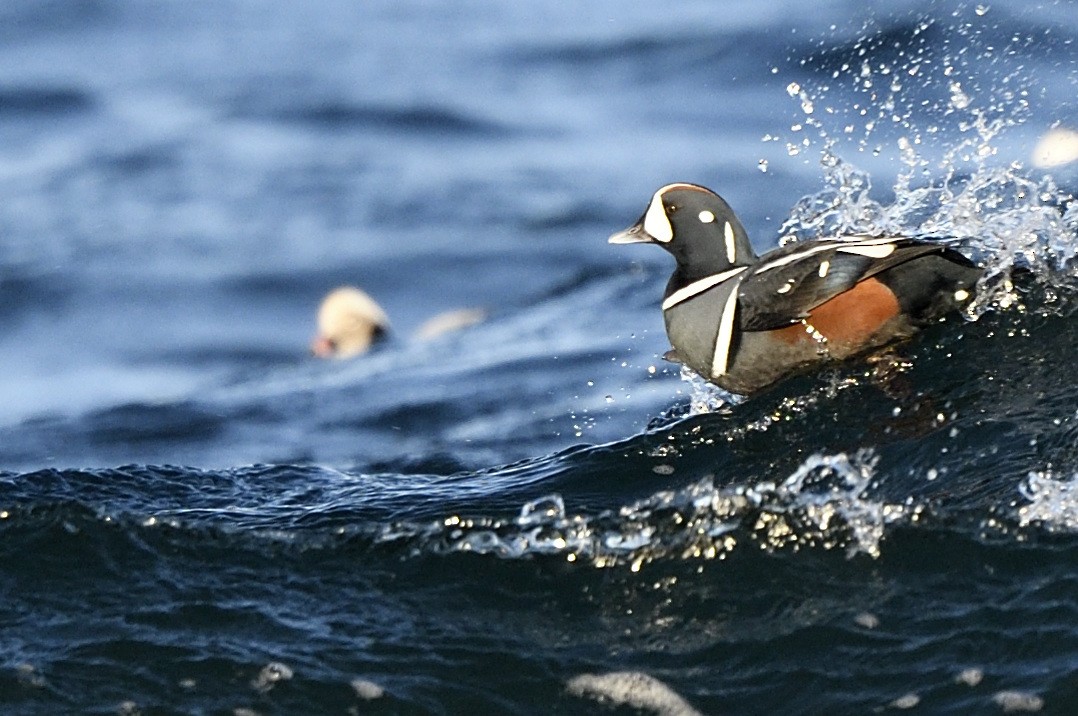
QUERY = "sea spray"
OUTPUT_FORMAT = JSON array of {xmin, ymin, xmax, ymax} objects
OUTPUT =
[{"xmin": 772, "ymin": 12, "xmax": 1078, "ymax": 319}]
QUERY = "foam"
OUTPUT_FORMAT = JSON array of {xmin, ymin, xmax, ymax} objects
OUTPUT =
[{"xmin": 566, "ymin": 671, "xmax": 702, "ymax": 716}]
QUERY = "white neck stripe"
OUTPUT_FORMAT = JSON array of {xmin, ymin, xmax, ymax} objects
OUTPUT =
[
  {"xmin": 711, "ymin": 277, "xmax": 742, "ymax": 377},
  {"xmin": 661, "ymin": 266, "xmax": 747, "ymax": 311}
]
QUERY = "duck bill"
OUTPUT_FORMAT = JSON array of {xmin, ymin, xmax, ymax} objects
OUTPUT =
[
  {"xmin": 608, "ymin": 221, "xmax": 654, "ymax": 245},
  {"xmin": 310, "ymin": 335, "xmax": 336, "ymax": 358}
]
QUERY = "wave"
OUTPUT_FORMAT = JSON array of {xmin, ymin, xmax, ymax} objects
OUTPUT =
[
  {"xmin": 237, "ymin": 98, "xmax": 514, "ymax": 138},
  {"xmin": 0, "ymin": 269, "xmax": 75, "ymax": 319},
  {"xmin": 0, "ymin": 86, "xmax": 94, "ymax": 117},
  {"xmin": 0, "ymin": 0, "xmax": 110, "ymax": 41},
  {"xmin": 5, "ymin": 424, "xmax": 1078, "ymax": 570}
]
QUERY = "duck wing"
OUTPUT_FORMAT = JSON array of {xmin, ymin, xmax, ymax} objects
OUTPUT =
[{"xmin": 736, "ymin": 237, "xmax": 958, "ymax": 331}]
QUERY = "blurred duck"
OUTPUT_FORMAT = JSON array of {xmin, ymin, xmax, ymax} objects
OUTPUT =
[
  {"xmin": 311, "ymin": 286, "xmax": 486, "ymax": 359},
  {"xmin": 311, "ymin": 287, "xmax": 390, "ymax": 359},
  {"xmin": 414, "ymin": 307, "xmax": 487, "ymax": 341},
  {"xmin": 1032, "ymin": 127, "xmax": 1078, "ymax": 169}
]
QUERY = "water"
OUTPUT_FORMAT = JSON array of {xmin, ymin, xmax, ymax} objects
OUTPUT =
[{"xmin": 2, "ymin": 1, "xmax": 1078, "ymax": 713}]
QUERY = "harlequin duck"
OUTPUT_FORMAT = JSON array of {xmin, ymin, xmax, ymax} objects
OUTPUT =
[
  {"xmin": 609, "ymin": 183, "xmax": 982, "ymax": 395},
  {"xmin": 311, "ymin": 286, "xmax": 488, "ymax": 359},
  {"xmin": 311, "ymin": 286, "xmax": 391, "ymax": 358}
]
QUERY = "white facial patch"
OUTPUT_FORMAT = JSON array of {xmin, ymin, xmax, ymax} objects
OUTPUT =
[
  {"xmin": 642, "ymin": 191, "xmax": 674, "ymax": 242},
  {"xmin": 724, "ymin": 222, "xmax": 737, "ymax": 263},
  {"xmin": 698, "ymin": 210, "xmax": 715, "ymax": 223}
]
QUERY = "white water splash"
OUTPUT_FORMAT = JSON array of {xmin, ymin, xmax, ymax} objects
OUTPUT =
[
  {"xmin": 1016, "ymin": 471, "xmax": 1078, "ymax": 531},
  {"xmin": 775, "ymin": 16, "xmax": 1078, "ymax": 319},
  {"xmin": 780, "ymin": 158, "xmax": 1078, "ymax": 319},
  {"xmin": 383, "ymin": 451, "xmax": 908, "ymax": 566},
  {"xmin": 676, "ymin": 365, "xmax": 740, "ymax": 416}
]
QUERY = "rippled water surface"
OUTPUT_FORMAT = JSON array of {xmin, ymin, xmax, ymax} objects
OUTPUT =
[{"xmin": 2, "ymin": 1, "xmax": 1078, "ymax": 714}]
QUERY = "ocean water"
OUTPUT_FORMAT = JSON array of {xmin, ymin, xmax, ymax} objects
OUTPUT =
[{"xmin": 2, "ymin": 0, "xmax": 1078, "ymax": 713}]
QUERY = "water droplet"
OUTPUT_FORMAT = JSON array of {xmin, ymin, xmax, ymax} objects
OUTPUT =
[
  {"xmin": 757, "ymin": 159, "xmax": 769, "ymax": 172},
  {"xmin": 956, "ymin": 668, "xmax": 984, "ymax": 687},
  {"xmin": 252, "ymin": 662, "xmax": 294, "ymax": 693},
  {"xmin": 975, "ymin": 4, "xmax": 989, "ymax": 16},
  {"xmin": 786, "ymin": 81, "xmax": 801, "ymax": 97},
  {"xmin": 890, "ymin": 693, "xmax": 921, "ymax": 709},
  {"xmin": 992, "ymin": 691, "xmax": 1044, "ymax": 712},
  {"xmin": 351, "ymin": 679, "xmax": 386, "ymax": 701},
  {"xmin": 948, "ymin": 80, "xmax": 974, "ymax": 108},
  {"xmin": 605, "ymin": 395, "xmax": 614, "ymax": 403},
  {"xmin": 854, "ymin": 612, "xmax": 880, "ymax": 629}
]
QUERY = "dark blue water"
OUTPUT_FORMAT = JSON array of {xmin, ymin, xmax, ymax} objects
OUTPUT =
[{"xmin": 2, "ymin": 1, "xmax": 1078, "ymax": 713}]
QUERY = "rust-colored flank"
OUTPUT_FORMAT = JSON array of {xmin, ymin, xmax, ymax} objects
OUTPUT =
[{"xmin": 771, "ymin": 277, "xmax": 901, "ymax": 348}]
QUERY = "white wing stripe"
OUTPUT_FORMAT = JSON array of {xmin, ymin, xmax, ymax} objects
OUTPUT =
[
  {"xmin": 753, "ymin": 244, "xmax": 833, "ymax": 272},
  {"xmin": 754, "ymin": 236, "xmax": 903, "ymax": 273},
  {"xmin": 661, "ymin": 266, "xmax": 747, "ymax": 310},
  {"xmin": 836, "ymin": 244, "xmax": 896, "ymax": 258}
]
